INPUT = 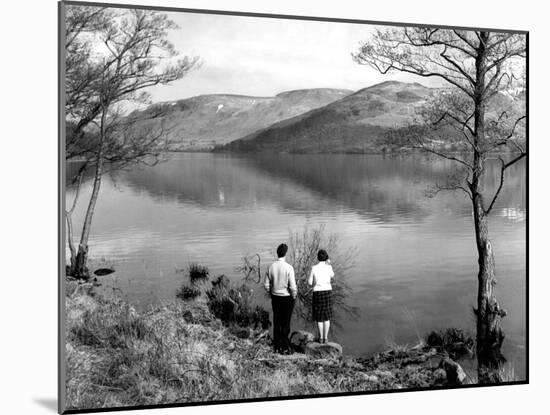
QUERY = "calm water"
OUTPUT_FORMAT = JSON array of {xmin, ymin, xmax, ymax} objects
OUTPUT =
[{"xmin": 66, "ymin": 153, "xmax": 526, "ymax": 378}]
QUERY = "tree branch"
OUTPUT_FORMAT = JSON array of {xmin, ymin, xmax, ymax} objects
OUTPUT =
[{"xmin": 485, "ymin": 152, "xmax": 526, "ymax": 214}]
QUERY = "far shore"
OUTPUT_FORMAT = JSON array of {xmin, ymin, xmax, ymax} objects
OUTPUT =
[
  {"xmin": 163, "ymin": 148, "xmax": 517, "ymax": 156},
  {"xmin": 66, "ymin": 148, "xmax": 522, "ymax": 162}
]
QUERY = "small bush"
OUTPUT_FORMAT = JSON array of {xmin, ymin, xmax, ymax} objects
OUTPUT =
[
  {"xmin": 176, "ymin": 285, "xmax": 201, "ymax": 301},
  {"xmin": 206, "ymin": 275, "xmax": 270, "ymax": 331},
  {"xmin": 188, "ymin": 263, "xmax": 210, "ymax": 284},
  {"xmin": 426, "ymin": 328, "xmax": 474, "ymax": 360}
]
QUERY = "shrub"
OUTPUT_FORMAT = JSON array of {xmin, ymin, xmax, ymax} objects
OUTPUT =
[
  {"xmin": 177, "ymin": 263, "xmax": 210, "ymax": 285},
  {"xmin": 236, "ymin": 253, "xmax": 262, "ymax": 284},
  {"xmin": 188, "ymin": 263, "xmax": 210, "ymax": 284},
  {"xmin": 426, "ymin": 328, "xmax": 474, "ymax": 360},
  {"xmin": 286, "ymin": 225, "xmax": 359, "ymax": 327},
  {"xmin": 206, "ymin": 275, "xmax": 270, "ymax": 331},
  {"xmin": 176, "ymin": 284, "xmax": 201, "ymax": 301}
]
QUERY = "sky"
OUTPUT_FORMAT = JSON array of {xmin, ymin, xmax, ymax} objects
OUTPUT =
[{"xmin": 145, "ymin": 11, "xmax": 437, "ymax": 102}]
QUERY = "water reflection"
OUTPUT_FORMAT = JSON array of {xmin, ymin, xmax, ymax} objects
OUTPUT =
[{"xmin": 113, "ymin": 153, "xmax": 525, "ymax": 224}]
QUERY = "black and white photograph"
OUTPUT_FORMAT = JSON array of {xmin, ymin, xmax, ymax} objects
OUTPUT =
[{"xmin": 59, "ymin": 0, "xmax": 527, "ymax": 412}]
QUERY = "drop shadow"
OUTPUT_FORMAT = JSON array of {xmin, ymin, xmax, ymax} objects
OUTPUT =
[{"xmin": 34, "ymin": 398, "xmax": 57, "ymax": 413}]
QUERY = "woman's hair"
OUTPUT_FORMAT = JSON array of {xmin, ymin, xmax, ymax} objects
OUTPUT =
[{"xmin": 317, "ymin": 249, "xmax": 329, "ymax": 262}]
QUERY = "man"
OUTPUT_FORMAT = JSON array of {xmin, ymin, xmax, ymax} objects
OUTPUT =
[{"xmin": 264, "ymin": 243, "xmax": 297, "ymax": 354}]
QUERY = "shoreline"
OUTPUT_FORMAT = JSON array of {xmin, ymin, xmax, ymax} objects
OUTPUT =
[{"xmin": 65, "ymin": 279, "xmax": 482, "ymax": 410}]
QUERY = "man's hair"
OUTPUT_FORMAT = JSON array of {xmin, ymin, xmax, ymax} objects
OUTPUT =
[
  {"xmin": 317, "ymin": 249, "xmax": 329, "ymax": 262},
  {"xmin": 276, "ymin": 243, "xmax": 288, "ymax": 258}
]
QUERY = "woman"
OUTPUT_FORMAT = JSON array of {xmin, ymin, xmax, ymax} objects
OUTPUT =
[{"xmin": 308, "ymin": 249, "xmax": 334, "ymax": 343}]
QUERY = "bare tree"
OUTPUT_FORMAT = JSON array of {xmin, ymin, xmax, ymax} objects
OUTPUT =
[
  {"xmin": 353, "ymin": 28, "xmax": 526, "ymax": 382},
  {"xmin": 64, "ymin": 5, "xmax": 199, "ymax": 278}
]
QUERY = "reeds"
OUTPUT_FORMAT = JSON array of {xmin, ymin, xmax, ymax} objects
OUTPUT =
[{"xmin": 205, "ymin": 275, "xmax": 270, "ymax": 331}]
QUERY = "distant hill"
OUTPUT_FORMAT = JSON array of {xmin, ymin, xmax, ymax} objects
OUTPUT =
[
  {"xmin": 217, "ymin": 81, "xmax": 435, "ymax": 153},
  {"xmin": 218, "ymin": 81, "xmax": 525, "ymax": 153},
  {"xmin": 126, "ymin": 88, "xmax": 352, "ymax": 150}
]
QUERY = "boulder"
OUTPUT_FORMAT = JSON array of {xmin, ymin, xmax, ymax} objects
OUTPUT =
[
  {"xmin": 433, "ymin": 368, "xmax": 448, "ymax": 383},
  {"xmin": 289, "ymin": 331, "xmax": 315, "ymax": 352},
  {"xmin": 304, "ymin": 341, "xmax": 343, "ymax": 359},
  {"xmin": 439, "ymin": 357, "xmax": 467, "ymax": 385}
]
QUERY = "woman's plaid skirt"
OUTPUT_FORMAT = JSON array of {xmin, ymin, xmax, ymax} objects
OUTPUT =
[{"xmin": 312, "ymin": 290, "xmax": 333, "ymax": 322}]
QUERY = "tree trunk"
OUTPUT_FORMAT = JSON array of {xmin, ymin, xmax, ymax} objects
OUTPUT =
[
  {"xmin": 66, "ymin": 211, "xmax": 77, "ymax": 273},
  {"xmin": 73, "ymin": 157, "xmax": 103, "ymax": 278},
  {"xmin": 472, "ymin": 191, "xmax": 506, "ymax": 383},
  {"xmin": 72, "ymin": 107, "xmax": 107, "ymax": 279},
  {"xmin": 66, "ymin": 169, "xmax": 84, "ymax": 276},
  {"xmin": 471, "ymin": 32, "xmax": 506, "ymax": 382}
]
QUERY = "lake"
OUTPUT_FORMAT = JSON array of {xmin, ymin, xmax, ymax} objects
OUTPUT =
[{"xmin": 66, "ymin": 152, "xmax": 526, "ymax": 378}]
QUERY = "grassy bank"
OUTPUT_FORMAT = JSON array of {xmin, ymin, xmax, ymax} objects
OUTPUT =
[{"xmin": 65, "ymin": 279, "xmax": 475, "ymax": 411}]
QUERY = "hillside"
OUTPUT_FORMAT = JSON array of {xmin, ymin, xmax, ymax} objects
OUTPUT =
[
  {"xmin": 217, "ymin": 81, "xmax": 525, "ymax": 153},
  {"xmin": 127, "ymin": 88, "xmax": 352, "ymax": 150},
  {"xmin": 218, "ymin": 81, "xmax": 435, "ymax": 153}
]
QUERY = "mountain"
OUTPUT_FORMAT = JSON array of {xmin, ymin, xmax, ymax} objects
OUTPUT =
[
  {"xmin": 127, "ymin": 88, "xmax": 352, "ymax": 150},
  {"xmin": 218, "ymin": 81, "xmax": 435, "ymax": 153}
]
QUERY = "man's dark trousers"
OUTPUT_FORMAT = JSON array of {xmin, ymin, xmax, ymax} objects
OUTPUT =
[{"xmin": 271, "ymin": 295, "xmax": 295, "ymax": 353}]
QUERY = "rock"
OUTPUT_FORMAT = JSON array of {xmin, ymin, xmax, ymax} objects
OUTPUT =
[
  {"xmin": 304, "ymin": 341, "xmax": 343, "ymax": 359},
  {"xmin": 227, "ymin": 342, "xmax": 236, "ymax": 352},
  {"xmin": 433, "ymin": 368, "xmax": 447, "ymax": 383},
  {"xmin": 359, "ymin": 373, "xmax": 379, "ymax": 382},
  {"xmin": 439, "ymin": 357, "xmax": 467, "ymax": 385},
  {"xmin": 289, "ymin": 330, "xmax": 315, "ymax": 352},
  {"xmin": 342, "ymin": 356, "xmax": 363, "ymax": 369},
  {"xmin": 229, "ymin": 326, "xmax": 250, "ymax": 339},
  {"xmin": 372, "ymin": 369, "xmax": 393, "ymax": 378},
  {"xmin": 182, "ymin": 310, "xmax": 194, "ymax": 322},
  {"xmin": 93, "ymin": 267, "xmax": 115, "ymax": 276}
]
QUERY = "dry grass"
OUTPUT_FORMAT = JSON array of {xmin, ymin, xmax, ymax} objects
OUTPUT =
[
  {"xmin": 66, "ymin": 287, "xmax": 343, "ymax": 410},
  {"xmin": 65, "ymin": 283, "xmax": 472, "ymax": 411}
]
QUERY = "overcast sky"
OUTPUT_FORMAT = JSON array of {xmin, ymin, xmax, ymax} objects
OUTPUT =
[{"xmin": 145, "ymin": 11, "xmax": 437, "ymax": 102}]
